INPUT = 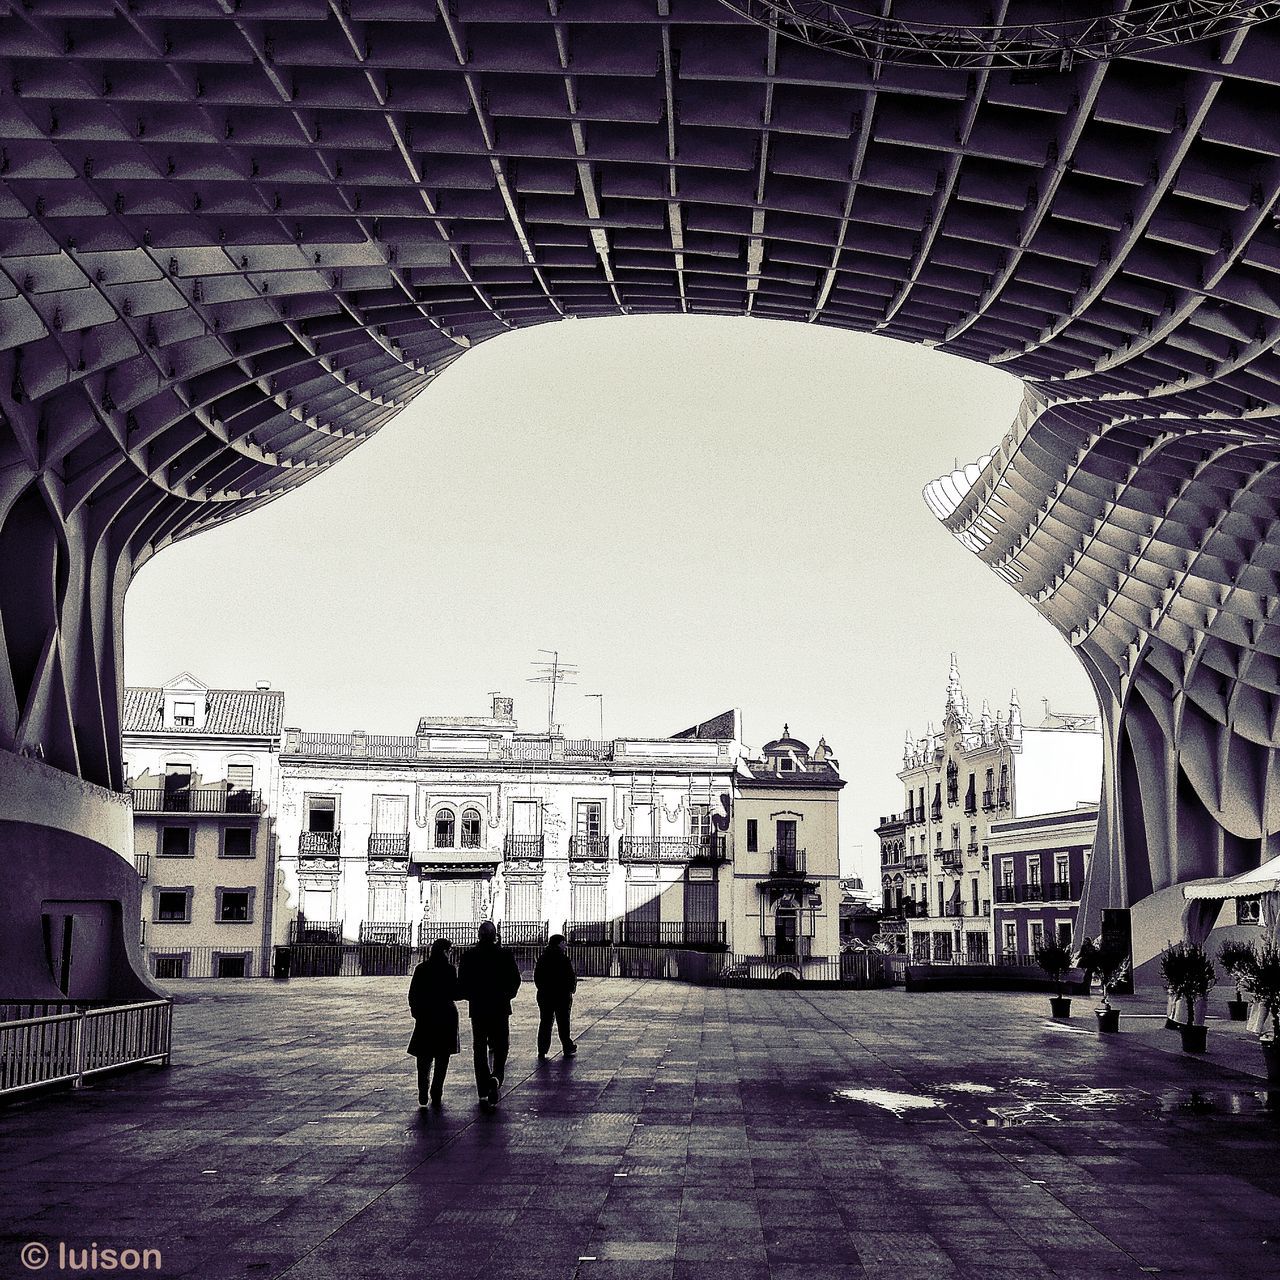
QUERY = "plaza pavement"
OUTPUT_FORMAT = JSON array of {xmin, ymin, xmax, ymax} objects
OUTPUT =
[{"xmin": 3, "ymin": 979, "xmax": 1280, "ymax": 1280}]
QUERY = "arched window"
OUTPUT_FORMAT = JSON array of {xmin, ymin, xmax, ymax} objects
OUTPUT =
[
  {"xmin": 434, "ymin": 807, "xmax": 455, "ymax": 848},
  {"xmin": 461, "ymin": 808, "xmax": 481, "ymax": 849}
]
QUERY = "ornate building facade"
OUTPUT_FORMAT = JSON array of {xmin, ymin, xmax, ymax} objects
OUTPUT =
[
  {"xmin": 274, "ymin": 701, "xmax": 845, "ymax": 967},
  {"xmin": 883, "ymin": 656, "xmax": 1102, "ymax": 964}
]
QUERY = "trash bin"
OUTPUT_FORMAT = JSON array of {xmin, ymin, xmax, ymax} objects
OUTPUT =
[{"xmin": 272, "ymin": 946, "xmax": 292, "ymax": 980}]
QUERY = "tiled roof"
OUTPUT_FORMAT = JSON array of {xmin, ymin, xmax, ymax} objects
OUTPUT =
[
  {"xmin": 738, "ymin": 759, "xmax": 845, "ymax": 790},
  {"xmin": 671, "ymin": 710, "xmax": 737, "ymax": 741},
  {"xmin": 122, "ymin": 687, "xmax": 285, "ymax": 737}
]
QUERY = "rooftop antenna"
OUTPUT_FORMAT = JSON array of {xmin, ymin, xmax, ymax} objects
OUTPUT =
[
  {"xmin": 586, "ymin": 692, "xmax": 604, "ymax": 741},
  {"xmin": 528, "ymin": 649, "xmax": 578, "ymax": 735}
]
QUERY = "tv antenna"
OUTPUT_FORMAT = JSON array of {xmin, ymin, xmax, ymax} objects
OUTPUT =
[{"xmin": 528, "ymin": 650, "xmax": 578, "ymax": 735}]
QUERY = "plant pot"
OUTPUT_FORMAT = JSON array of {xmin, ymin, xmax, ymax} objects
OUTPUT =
[
  {"xmin": 1179, "ymin": 1023, "xmax": 1208, "ymax": 1054},
  {"xmin": 1049, "ymin": 995, "xmax": 1072, "ymax": 1019},
  {"xmin": 1228, "ymin": 997, "xmax": 1250, "ymax": 1022},
  {"xmin": 1095, "ymin": 1007, "xmax": 1120, "ymax": 1034},
  {"xmin": 1261, "ymin": 1038, "xmax": 1280, "ymax": 1083}
]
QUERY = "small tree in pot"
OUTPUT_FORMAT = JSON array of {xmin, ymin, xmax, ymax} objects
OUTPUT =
[
  {"xmin": 1094, "ymin": 948, "xmax": 1131, "ymax": 1034},
  {"xmin": 1075, "ymin": 936, "xmax": 1101, "ymax": 997},
  {"xmin": 1248, "ymin": 942, "xmax": 1280, "ymax": 1082},
  {"xmin": 1161, "ymin": 941, "xmax": 1216, "ymax": 1052},
  {"xmin": 1034, "ymin": 938, "xmax": 1074, "ymax": 1018},
  {"xmin": 1219, "ymin": 940, "xmax": 1258, "ymax": 1021}
]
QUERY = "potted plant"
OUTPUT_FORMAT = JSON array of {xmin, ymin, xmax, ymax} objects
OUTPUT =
[
  {"xmin": 1219, "ymin": 939, "xmax": 1257, "ymax": 1021},
  {"xmin": 1075, "ymin": 936, "xmax": 1101, "ymax": 997},
  {"xmin": 1248, "ymin": 942, "xmax": 1280, "ymax": 1082},
  {"xmin": 1161, "ymin": 941, "xmax": 1216, "ymax": 1052},
  {"xmin": 1094, "ymin": 948, "xmax": 1131, "ymax": 1034},
  {"xmin": 1034, "ymin": 938, "xmax": 1074, "ymax": 1017}
]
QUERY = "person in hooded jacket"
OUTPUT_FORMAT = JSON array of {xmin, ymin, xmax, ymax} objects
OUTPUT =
[
  {"xmin": 407, "ymin": 937, "xmax": 460, "ymax": 1107},
  {"xmin": 534, "ymin": 933, "xmax": 578, "ymax": 1059}
]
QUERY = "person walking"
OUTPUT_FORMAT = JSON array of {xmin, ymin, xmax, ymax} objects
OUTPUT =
[
  {"xmin": 407, "ymin": 937, "xmax": 460, "ymax": 1108},
  {"xmin": 534, "ymin": 933, "xmax": 578, "ymax": 1059},
  {"xmin": 457, "ymin": 920, "xmax": 521, "ymax": 1109}
]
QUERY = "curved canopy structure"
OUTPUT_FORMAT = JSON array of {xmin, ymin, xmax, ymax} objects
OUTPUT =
[{"xmin": 6, "ymin": 0, "xmax": 1280, "ymax": 993}]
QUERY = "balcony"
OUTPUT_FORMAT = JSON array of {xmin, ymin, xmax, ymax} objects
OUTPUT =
[
  {"xmin": 290, "ymin": 917, "xmax": 342, "ymax": 944},
  {"xmin": 930, "ymin": 802, "xmax": 943, "ymax": 822},
  {"xmin": 994, "ymin": 886, "xmax": 1017, "ymax": 904},
  {"xmin": 904, "ymin": 854, "xmax": 927, "ymax": 874},
  {"xmin": 618, "ymin": 835, "xmax": 724, "ymax": 864},
  {"xmin": 616, "ymin": 921, "xmax": 727, "ymax": 947},
  {"xmin": 762, "ymin": 935, "xmax": 813, "ymax": 960},
  {"xmin": 768, "ymin": 847, "xmax": 807, "ymax": 878},
  {"xmin": 133, "ymin": 853, "xmax": 150, "ymax": 880},
  {"xmin": 997, "ymin": 787, "xmax": 1010, "ymax": 809},
  {"xmin": 940, "ymin": 847, "xmax": 963, "ymax": 871},
  {"xmin": 129, "ymin": 786, "xmax": 263, "ymax": 815},
  {"xmin": 299, "ymin": 830, "xmax": 340, "ymax": 855},
  {"xmin": 368, "ymin": 832, "xmax": 409, "ymax": 857},
  {"xmin": 568, "ymin": 835, "xmax": 609, "ymax": 860},
  {"xmin": 565, "ymin": 920, "xmax": 611, "ymax": 944},
  {"xmin": 963, "ymin": 796, "xmax": 977, "ymax": 815},
  {"xmin": 359, "ymin": 920, "xmax": 411, "ymax": 946},
  {"xmin": 914, "ymin": 805, "xmax": 926, "ymax": 824},
  {"xmin": 982, "ymin": 789, "xmax": 995, "ymax": 812},
  {"xmin": 1019, "ymin": 882, "xmax": 1045, "ymax": 902},
  {"xmin": 504, "ymin": 834, "xmax": 545, "ymax": 861},
  {"xmin": 966, "ymin": 841, "xmax": 979, "ymax": 853},
  {"xmin": 1045, "ymin": 880, "xmax": 1077, "ymax": 901}
]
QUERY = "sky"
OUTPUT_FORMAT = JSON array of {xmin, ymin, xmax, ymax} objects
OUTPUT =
[{"xmin": 123, "ymin": 313, "xmax": 1098, "ymax": 891}]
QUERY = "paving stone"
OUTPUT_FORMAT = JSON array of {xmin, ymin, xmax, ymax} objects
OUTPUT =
[{"xmin": 4, "ymin": 981, "xmax": 1280, "ymax": 1280}]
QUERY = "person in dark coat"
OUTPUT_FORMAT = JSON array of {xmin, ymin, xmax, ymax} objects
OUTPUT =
[
  {"xmin": 534, "ymin": 934, "xmax": 578, "ymax": 1059},
  {"xmin": 457, "ymin": 920, "xmax": 521, "ymax": 1109},
  {"xmin": 407, "ymin": 938, "xmax": 460, "ymax": 1107}
]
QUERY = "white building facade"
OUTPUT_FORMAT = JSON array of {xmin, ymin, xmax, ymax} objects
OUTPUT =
[
  {"xmin": 122, "ymin": 673, "xmax": 285, "ymax": 978},
  {"xmin": 889, "ymin": 656, "xmax": 1102, "ymax": 964},
  {"xmin": 275, "ymin": 700, "xmax": 845, "ymax": 966}
]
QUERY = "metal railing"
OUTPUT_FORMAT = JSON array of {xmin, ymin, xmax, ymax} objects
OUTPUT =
[
  {"xmin": 129, "ymin": 786, "xmax": 263, "ymax": 814},
  {"xmin": 995, "ymin": 886, "xmax": 1017, "ymax": 904},
  {"xmin": 299, "ymin": 831, "xmax": 341, "ymax": 856},
  {"xmin": 290, "ymin": 918, "xmax": 343, "ymax": 944},
  {"xmin": 982, "ymin": 789, "xmax": 995, "ymax": 811},
  {"xmin": 940, "ymin": 847, "xmax": 963, "ymax": 870},
  {"xmin": 963, "ymin": 796, "xmax": 977, "ymax": 815},
  {"xmin": 568, "ymin": 835, "xmax": 609, "ymax": 859},
  {"xmin": 618, "ymin": 835, "xmax": 721, "ymax": 863},
  {"xmin": 930, "ymin": 802, "xmax": 943, "ymax": 821},
  {"xmin": 616, "ymin": 921, "xmax": 727, "ymax": 947},
  {"xmin": 504, "ymin": 834, "xmax": 545, "ymax": 860},
  {"xmin": 0, "ymin": 1000, "xmax": 171, "ymax": 1099},
  {"xmin": 763, "ymin": 935, "xmax": 813, "ymax": 959},
  {"xmin": 565, "ymin": 920, "xmax": 611, "ymax": 944},
  {"xmin": 904, "ymin": 855, "xmax": 927, "ymax": 873},
  {"xmin": 133, "ymin": 853, "xmax": 150, "ymax": 880},
  {"xmin": 768, "ymin": 848, "xmax": 807, "ymax": 876},
  {"xmin": 359, "ymin": 920, "xmax": 411, "ymax": 945},
  {"xmin": 997, "ymin": 788, "xmax": 1010, "ymax": 808},
  {"xmin": 367, "ymin": 833, "xmax": 409, "ymax": 857}
]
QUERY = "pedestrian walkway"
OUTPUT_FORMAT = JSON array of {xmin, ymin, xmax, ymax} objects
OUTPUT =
[{"xmin": 3, "ymin": 980, "xmax": 1280, "ymax": 1280}]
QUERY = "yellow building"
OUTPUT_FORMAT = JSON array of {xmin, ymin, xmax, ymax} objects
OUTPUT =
[{"xmin": 728, "ymin": 729, "xmax": 844, "ymax": 972}]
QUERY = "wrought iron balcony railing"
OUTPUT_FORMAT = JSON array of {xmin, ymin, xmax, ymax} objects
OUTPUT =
[
  {"xmin": 939, "ymin": 847, "xmax": 963, "ymax": 870},
  {"xmin": 129, "ymin": 786, "xmax": 263, "ymax": 814},
  {"xmin": 290, "ymin": 917, "xmax": 342, "ymax": 944},
  {"xmin": 768, "ymin": 848, "xmax": 807, "ymax": 877},
  {"xmin": 982, "ymin": 789, "xmax": 996, "ymax": 811},
  {"xmin": 618, "ymin": 835, "xmax": 722, "ymax": 864},
  {"xmin": 133, "ymin": 853, "xmax": 150, "ymax": 880},
  {"xmin": 997, "ymin": 788, "xmax": 1010, "ymax": 808},
  {"xmin": 963, "ymin": 796, "xmax": 977, "ymax": 815},
  {"xmin": 762, "ymin": 935, "xmax": 813, "ymax": 959},
  {"xmin": 367, "ymin": 832, "xmax": 409, "ymax": 858},
  {"xmin": 299, "ymin": 831, "xmax": 341, "ymax": 856},
  {"xmin": 930, "ymin": 802, "xmax": 943, "ymax": 821},
  {"xmin": 359, "ymin": 921, "xmax": 411, "ymax": 946},
  {"xmin": 568, "ymin": 835, "xmax": 609, "ymax": 860},
  {"xmin": 994, "ymin": 886, "xmax": 1017, "ymax": 904},
  {"xmin": 904, "ymin": 854, "xmax": 928, "ymax": 873},
  {"xmin": 504, "ymin": 834, "xmax": 545, "ymax": 861},
  {"xmin": 1044, "ymin": 880, "xmax": 1077, "ymax": 901}
]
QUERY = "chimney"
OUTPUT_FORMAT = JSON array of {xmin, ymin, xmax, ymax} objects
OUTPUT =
[
  {"xmin": 256, "ymin": 680, "xmax": 270, "ymax": 690},
  {"xmin": 492, "ymin": 694, "xmax": 514, "ymax": 721}
]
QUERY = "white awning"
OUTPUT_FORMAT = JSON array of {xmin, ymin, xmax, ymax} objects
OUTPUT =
[{"xmin": 1182, "ymin": 856, "xmax": 1280, "ymax": 901}]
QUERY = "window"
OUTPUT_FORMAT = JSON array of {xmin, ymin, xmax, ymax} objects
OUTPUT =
[
  {"xmin": 461, "ymin": 808, "xmax": 482, "ymax": 849},
  {"xmin": 434, "ymin": 807, "xmax": 456, "ymax": 848},
  {"xmin": 779, "ymin": 757, "xmax": 796, "ymax": 773},
  {"xmin": 306, "ymin": 795, "xmax": 336, "ymax": 832},
  {"xmin": 216, "ymin": 954, "xmax": 247, "ymax": 978},
  {"xmin": 1056, "ymin": 920, "xmax": 1072, "ymax": 947},
  {"xmin": 576, "ymin": 802, "xmax": 602, "ymax": 841},
  {"xmin": 153, "ymin": 955, "xmax": 187, "ymax": 979},
  {"xmin": 746, "ymin": 819, "xmax": 758, "ymax": 852},
  {"xmin": 368, "ymin": 880, "xmax": 406, "ymax": 922},
  {"xmin": 226, "ymin": 762, "xmax": 253, "ymax": 791},
  {"xmin": 164, "ymin": 761, "xmax": 192, "ymax": 791},
  {"xmin": 776, "ymin": 819, "xmax": 797, "ymax": 854},
  {"xmin": 222, "ymin": 827, "xmax": 252, "ymax": 858},
  {"xmin": 1001, "ymin": 859, "xmax": 1014, "ymax": 888},
  {"xmin": 971, "ymin": 877, "xmax": 979, "ymax": 913},
  {"xmin": 173, "ymin": 701, "xmax": 196, "ymax": 726},
  {"xmin": 689, "ymin": 803, "xmax": 710, "ymax": 845},
  {"xmin": 161, "ymin": 826, "xmax": 192, "ymax": 857},
  {"xmin": 1055, "ymin": 853, "xmax": 1069, "ymax": 885},
  {"xmin": 946, "ymin": 760, "xmax": 958, "ymax": 804},
  {"xmin": 1003, "ymin": 922, "xmax": 1018, "ymax": 955},
  {"xmin": 1027, "ymin": 855, "xmax": 1042, "ymax": 888},
  {"xmin": 950, "ymin": 824, "xmax": 959, "ymax": 849},
  {"xmin": 156, "ymin": 890, "xmax": 190, "ymax": 923},
  {"xmin": 1239, "ymin": 896, "xmax": 1262, "ymax": 925},
  {"xmin": 217, "ymin": 889, "xmax": 252, "ymax": 923},
  {"xmin": 1029, "ymin": 921, "xmax": 1045, "ymax": 952}
]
